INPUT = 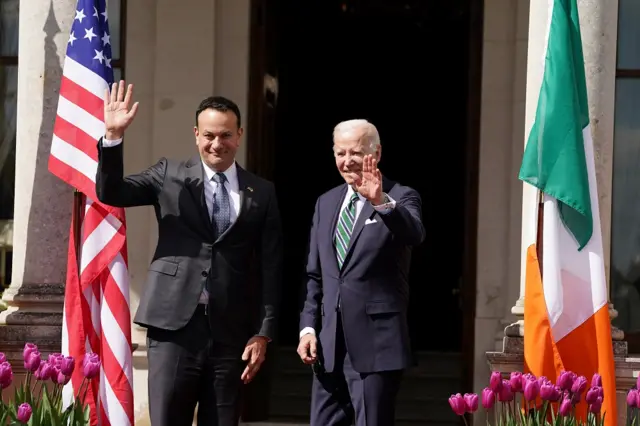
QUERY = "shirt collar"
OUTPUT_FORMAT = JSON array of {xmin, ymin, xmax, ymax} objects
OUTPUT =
[
  {"xmin": 202, "ymin": 161, "xmax": 238, "ymax": 185},
  {"xmin": 346, "ymin": 185, "xmax": 365, "ymax": 202}
]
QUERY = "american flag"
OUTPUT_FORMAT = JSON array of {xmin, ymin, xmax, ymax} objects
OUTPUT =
[{"xmin": 48, "ymin": 0, "xmax": 134, "ymax": 425}]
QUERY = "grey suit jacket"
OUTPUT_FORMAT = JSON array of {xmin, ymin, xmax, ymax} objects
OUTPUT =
[{"xmin": 95, "ymin": 141, "xmax": 283, "ymax": 345}]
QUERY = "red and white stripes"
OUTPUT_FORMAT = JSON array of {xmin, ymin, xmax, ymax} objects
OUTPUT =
[{"xmin": 50, "ymin": 53, "xmax": 134, "ymax": 426}]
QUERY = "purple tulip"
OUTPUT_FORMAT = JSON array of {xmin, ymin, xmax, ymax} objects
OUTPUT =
[
  {"xmin": 481, "ymin": 388, "xmax": 496, "ymax": 409},
  {"xmin": 36, "ymin": 361, "xmax": 53, "ymax": 381},
  {"xmin": 509, "ymin": 371, "xmax": 523, "ymax": 392},
  {"xmin": 449, "ymin": 393, "xmax": 466, "ymax": 416},
  {"xmin": 82, "ymin": 352, "xmax": 101, "ymax": 379},
  {"xmin": 23, "ymin": 343, "xmax": 38, "ymax": 360},
  {"xmin": 498, "ymin": 380, "xmax": 514, "ymax": 402},
  {"xmin": 23, "ymin": 349, "xmax": 41, "ymax": 373},
  {"xmin": 557, "ymin": 371, "xmax": 576, "ymax": 391},
  {"xmin": 56, "ymin": 370, "xmax": 70, "ymax": 385},
  {"xmin": 60, "ymin": 356, "xmax": 75, "ymax": 376},
  {"xmin": 589, "ymin": 396, "xmax": 603, "ymax": 414},
  {"xmin": 540, "ymin": 382, "xmax": 556, "ymax": 401},
  {"xmin": 591, "ymin": 373, "xmax": 602, "ymax": 388},
  {"xmin": 524, "ymin": 378, "xmax": 540, "ymax": 401},
  {"xmin": 627, "ymin": 389, "xmax": 639, "ymax": 408},
  {"xmin": 489, "ymin": 372, "xmax": 503, "ymax": 392},
  {"xmin": 0, "ymin": 353, "xmax": 7, "ymax": 364},
  {"xmin": 16, "ymin": 402, "xmax": 32, "ymax": 423},
  {"xmin": 586, "ymin": 387, "xmax": 601, "ymax": 405},
  {"xmin": 571, "ymin": 391, "xmax": 581, "ymax": 405},
  {"xmin": 571, "ymin": 375, "xmax": 588, "ymax": 395},
  {"xmin": 0, "ymin": 362, "xmax": 13, "ymax": 389},
  {"xmin": 464, "ymin": 393, "xmax": 478, "ymax": 413},
  {"xmin": 535, "ymin": 375, "xmax": 548, "ymax": 386},
  {"xmin": 559, "ymin": 397, "xmax": 572, "ymax": 416}
]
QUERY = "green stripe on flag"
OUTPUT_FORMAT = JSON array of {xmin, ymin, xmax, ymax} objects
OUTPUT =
[{"xmin": 518, "ymin": 0, "xmax": 592, "ymax": 250}]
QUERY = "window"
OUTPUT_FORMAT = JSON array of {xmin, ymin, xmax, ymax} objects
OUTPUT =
[
  {"xmin": 610, "ymin": 0, "xmax": 640, "ymax": 348},
  {"xmin": 0, "ymin": 0, "xmax": 125, "ymax": 288}
]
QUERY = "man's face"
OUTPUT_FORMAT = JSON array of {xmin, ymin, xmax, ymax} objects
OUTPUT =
[
  {"xmin": 333, "ymin": 129, "xmax": 380, "ymax": 185},
  {"xmin": 194, "ymin": 108, "xmax": 242, "ymax": 171}
]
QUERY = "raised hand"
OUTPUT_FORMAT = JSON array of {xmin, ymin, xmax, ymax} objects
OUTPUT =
[
  {"xmin": 103, "ymin": 80, "xmax": 139, "ymax": 140},
  {"xmin": 355, "ymin": 154, "xmax": 383, "ymax": 205}
]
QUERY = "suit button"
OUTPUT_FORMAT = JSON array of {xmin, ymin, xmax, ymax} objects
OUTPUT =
[{"xmin": 201, "ymin": 271, "xmax": 208, "ymax": 277}]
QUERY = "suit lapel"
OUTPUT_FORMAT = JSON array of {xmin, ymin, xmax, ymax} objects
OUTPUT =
[{"xmin": 184, "ymin": 156, "xmax": 215, "ymax": 238}]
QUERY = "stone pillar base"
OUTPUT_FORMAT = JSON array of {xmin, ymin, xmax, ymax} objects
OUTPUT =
[
  {"xmin": 0, "ymin": 282, "xmax": 64, "ymax": 375},
  {"xmin": 486, "ymin": 338, "xmax": 635, "ymax": 426}
]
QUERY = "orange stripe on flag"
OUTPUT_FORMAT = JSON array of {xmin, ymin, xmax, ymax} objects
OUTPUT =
[
  {"xmin": 555, "ymin": 305, "xmax": 617, "ymax": 426},
  {"xmin": 524, "ymin": 243, "xmax": 564, "ymax": 381}
]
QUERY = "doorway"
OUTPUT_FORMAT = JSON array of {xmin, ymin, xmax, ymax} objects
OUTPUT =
[{"xmin": 246, "ymin": 0, "xmax": 481, "ymax": 355}]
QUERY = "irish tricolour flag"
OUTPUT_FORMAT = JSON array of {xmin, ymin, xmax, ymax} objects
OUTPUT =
[{"xmin": 519, "ymin": 0, "xmax": 617, "ymax": 424}]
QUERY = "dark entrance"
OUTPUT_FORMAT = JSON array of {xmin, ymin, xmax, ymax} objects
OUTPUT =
[{"xmin": 246, "ymin": 0, "xmax": 481, "ymax": 356}]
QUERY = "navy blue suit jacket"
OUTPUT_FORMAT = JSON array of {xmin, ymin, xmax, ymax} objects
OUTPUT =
[{"xmin": 300, "ymin": 178, "xmax": 425, "ymax": 373}]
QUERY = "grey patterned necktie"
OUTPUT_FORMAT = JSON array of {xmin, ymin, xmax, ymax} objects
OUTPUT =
[{"xmin": 211, "ymin": 172, "xmax": 231, "ymax": 238}]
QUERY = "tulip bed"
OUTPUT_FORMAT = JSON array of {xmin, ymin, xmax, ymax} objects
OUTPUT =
[
  {"xmin": 0, "ymin": 343, "xmax": 101, "ymax": 425},
  {"xmin": 449, "ymin": 370, "xmax": 606, "ymax": 426}
]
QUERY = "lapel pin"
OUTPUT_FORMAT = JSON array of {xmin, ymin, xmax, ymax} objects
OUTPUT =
[{"xmin": 246, "ymin": 186, "xmax": 254, "ymax": 192}]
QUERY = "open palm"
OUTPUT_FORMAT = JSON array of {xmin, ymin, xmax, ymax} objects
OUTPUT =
[
  {"xmin": 355, "ymin": 155, "xmax": 383, "ymax": 205},
  {"xmin": 104, "ymin": 80, "xmax": 139, "ymax": 139}
]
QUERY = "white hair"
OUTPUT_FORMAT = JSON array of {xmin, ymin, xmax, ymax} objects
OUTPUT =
[{"xmin": 333, "ymin": 119, "xmax": 380, "ymax": 151}]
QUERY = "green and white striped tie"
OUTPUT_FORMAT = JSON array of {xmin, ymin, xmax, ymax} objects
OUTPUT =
[{"xmin": 335, "ymin": 193, "xmax": 359, "ymax": 268}]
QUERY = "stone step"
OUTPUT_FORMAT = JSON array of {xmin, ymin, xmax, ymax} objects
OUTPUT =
[{"xmin": 267, "ymin": 348, "xmax": 462, "ymax": 424}]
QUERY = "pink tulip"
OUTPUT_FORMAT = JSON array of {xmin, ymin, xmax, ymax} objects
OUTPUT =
[
  {"xmin": 627, "ymin": 389, "xmax": 638, "ymax": 408},
  {"xmin": 571, "ymin": 375, "xmax": 588, "ymax": 395},
  {"xmin": 481, "ymin": 388, "xmax": 496, "ymax": 409},
  {"xmin": 0, "ymin": 362, "xmax": 13, "ymax": 389},
  {"xmin": 591, "ymin": 373, "xmax": 602, "ymax": 388},
  {"xmin": 558, "ymin": 398, "xmax": 572, "ymax": 416},
  {"xmin": 17, "ymin": 403, "xmax": 32, "ymax": 423},
  {"xmin": 22, "ymin": 343, "xmax": 38, "ymax": 360},
  {"xmin": 586, "ymin": 387, "xmax": 601, "ymax": 405},
  {"xmin": 82, "ymin": 352, "xmax": 101, "ymax": 379},
  {"xmin": 489, "ymin": 371, "xmax": 503, "ymax": 392},
  {"xmin": 557, "ymin": 371, "xmax": 576, "ymax": 391},
  {"xmin": 589, "ymin": 396, "xmax": 603, "ymax": 414},
  {"xmin": 540, "ymin": 382, "xmax": 556, "ymax": 401},
  {"xmin": 464, "ymin": 393, "xmax": 478, "ymax": 413},
  {"xmin": 524, "ymin": 378, "xmax": 540, "ymax": 401},
  {"xmin": 509, "ymin": 371, "xmax": 523, "ymax": 392},
  {"xmin": 498, "ymin": 380, "xmax": 513, "ymax": 402},
  {"xmin": 0, "ymin": 353, "xmax": 6, "ymax": 364},
  {"xmin": 23, "ymin": 350, "xmax": 41, "ymax": 373},
  {"xmin": 448, "ymin": 393, "xmax": 466, "ymax": 416},
  {"xmin": 60, "ymin": 356, "xmax": 75, "ymax": 376}
]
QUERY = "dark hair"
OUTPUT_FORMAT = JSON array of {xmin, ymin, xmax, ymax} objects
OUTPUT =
[{"xmin": 195, "ymin": 96, "xmax": 242, "ymax": 128}]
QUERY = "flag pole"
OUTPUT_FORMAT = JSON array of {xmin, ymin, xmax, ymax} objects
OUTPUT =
[
  {"xmin": 536, "ymin": 189, "xmax": 544, "ymax": 276},
  {"xmin": 73, "ymin": 189, "xmax": 84, "ymax": 272}
]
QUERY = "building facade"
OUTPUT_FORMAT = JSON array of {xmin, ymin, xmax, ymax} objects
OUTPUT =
[{"xmin": 0, "ymin": 0, "xmax": 638, "ymax": 423}]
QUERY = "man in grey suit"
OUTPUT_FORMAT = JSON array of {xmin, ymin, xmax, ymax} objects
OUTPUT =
[
  {"xmin": 297, "ymin": 120, "xmax": 424, "ymax": 425},
  {"xmin": 96, "ymin": 81, "xmax": 283, "ymax": 426}
]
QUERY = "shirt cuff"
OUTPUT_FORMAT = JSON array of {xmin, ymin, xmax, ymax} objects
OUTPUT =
[
  {"xmin": 102, "ymin": 137, "xmax": 123, "ymax": 147},
  {"xmin": 299, "ymin": 327, "xmax": 316, "ymax": 339},
  {"xmin": 372, "ymin": 193, "xmax": 396, "ymax": 215}
]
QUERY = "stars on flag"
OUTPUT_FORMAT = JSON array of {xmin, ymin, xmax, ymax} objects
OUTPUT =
[{"xmin": 69, "ymin": 3, "xmax": 114, "ymax": 69}]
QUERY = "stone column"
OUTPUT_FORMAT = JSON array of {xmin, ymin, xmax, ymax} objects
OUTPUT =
[
  {"xmin": 0, "ymin": 0, "xmax": 76, "ymax": 371},
  {"xmin": 504, "ymin": 0, "xmax": 623, "ymax": 343}
]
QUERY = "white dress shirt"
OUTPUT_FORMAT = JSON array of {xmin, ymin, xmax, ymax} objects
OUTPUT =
[
  {"xmin": 101, "ymin": 137, "xmax": 241, "ymax": 304},
  {"xmin": 299, "ymin": 186, "xmax": 396, "ymax": 339}
]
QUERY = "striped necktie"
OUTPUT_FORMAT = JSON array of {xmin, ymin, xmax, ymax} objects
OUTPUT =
[{"xmin": 335, "ymin": 192, "xmax": 359, "ymax": 268}]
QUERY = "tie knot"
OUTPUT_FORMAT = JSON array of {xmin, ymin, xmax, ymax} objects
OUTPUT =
[{"xmin": 212, "ymin": 172, "xmax": 227, "ymax": 184}]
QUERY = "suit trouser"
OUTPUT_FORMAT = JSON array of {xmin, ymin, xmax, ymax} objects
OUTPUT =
[
  {"xmin": 310, "ymin": 315, "xmax": 403, "ymax": 426},
  {"xmin": 147, "ymin": 305, "xmax": 244, "ymax": 426}
]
